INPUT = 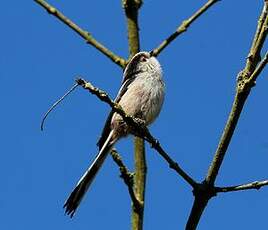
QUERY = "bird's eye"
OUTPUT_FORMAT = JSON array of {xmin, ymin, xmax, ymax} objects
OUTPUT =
[{"xmin": 140, "ymin": 56, "xmax": 147, "ymax": 62}]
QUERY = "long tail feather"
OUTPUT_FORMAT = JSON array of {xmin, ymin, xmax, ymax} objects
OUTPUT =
[{"xmin": 64, "ymin": 130, "xmax": 115, "ymax": 217}]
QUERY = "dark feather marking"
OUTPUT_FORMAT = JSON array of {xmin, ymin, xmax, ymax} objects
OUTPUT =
[{"xmin": 97, "ymin": 53, "xmax": 147, "ymax": 149}]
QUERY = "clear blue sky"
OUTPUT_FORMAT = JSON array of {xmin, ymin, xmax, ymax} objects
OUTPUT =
[{"xmin": 1, "ymin": 1, "xmax": 268, "ymax": 229}]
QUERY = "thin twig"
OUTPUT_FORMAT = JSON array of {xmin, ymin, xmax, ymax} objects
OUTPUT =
[
  {"xmin": 75, "ymin": 77, "xmax": 197, "ymax": 188},
  {"xmin": 151, "ymin": 0, "xmax": 219, "ymax": 57},
  {"xmin": 34, "ymin": 0, "xmax": 126, "ymax": 68},
  {"xmin": 41, "ymin": 82, "xmax": 79, "ymax": 131},
  {"xmin": 249, "ymin": 4, "xmax": 268, "ymax": 54},
  {"xmin": 215, "ymin": 180, "xmax": 268, "ymax": 193},
  {"xmin": 110, "ymin": 149, "xmax": 142, "ymax": 211},
  {"xmin": 245, "ymin": 2, "xmax": 268, "ymax": 74}
]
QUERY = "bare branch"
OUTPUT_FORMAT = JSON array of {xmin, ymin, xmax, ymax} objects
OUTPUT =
[
  {"xmin": 34, "ymin": 0, "xmax": 126, "ymax": 68},
  {"xmin": 110, "ymin": 149, "xmax": 142, "ymax": 211},
  {"xmin": 216, "ymin": 180, "xmax": 268, "ymax": 193},
  {"xmin": 75, "ymin": 77, "xmax": 198, "ymax": 189},
  {"xmin": 252, "ymin": 4, "xmax": 268, "ymax": 50},
  {"xmin": 151, "ymin": 0, "xmax": 219, "ymax": 57},
  {"xmin": 186, "ymin": 3, "xmax": 268, "ymax": 229},
  {"xmin": 206, "ymin": 4, "xmax": 268, "ymax": 186}
]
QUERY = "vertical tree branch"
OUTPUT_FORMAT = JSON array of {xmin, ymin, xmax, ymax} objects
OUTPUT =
[
  {"xmin": 132, "ymin": 137, "xmax": 146, "ymax": 230},
  {"xmin": 186, "ymin": 196, "xmax": 209, "ymax": 230},
  {"xmin": 123, "ymin": 0, "xmax": 142, "ymax": 58},
  {"xmin": 122, "ymin": 1, "xmax": 145, "ymax": 230}
]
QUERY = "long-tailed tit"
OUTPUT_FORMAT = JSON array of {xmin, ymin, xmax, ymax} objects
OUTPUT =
[{"xmin": 64, "ymin": 51, "xmax": 165, "ymax": 217}]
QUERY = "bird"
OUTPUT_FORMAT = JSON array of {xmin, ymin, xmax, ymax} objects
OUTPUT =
[{"xmin": 63, "ymin": 51, "xmax": 165, "ymax": 217}]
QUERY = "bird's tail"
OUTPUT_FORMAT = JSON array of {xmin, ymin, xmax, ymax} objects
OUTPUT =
[{"xmin": 64, "ymin": 130, "xmax": 115, "ymax": 217}]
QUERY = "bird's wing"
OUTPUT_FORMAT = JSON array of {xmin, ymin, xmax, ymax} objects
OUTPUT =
[
  {"xmin": 97, "ymin": 54, "xmax": 144, "ymax": 149},
  {"xmin": 96, "ymin": 73, "xmax": 138, "ymax": 149}
]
